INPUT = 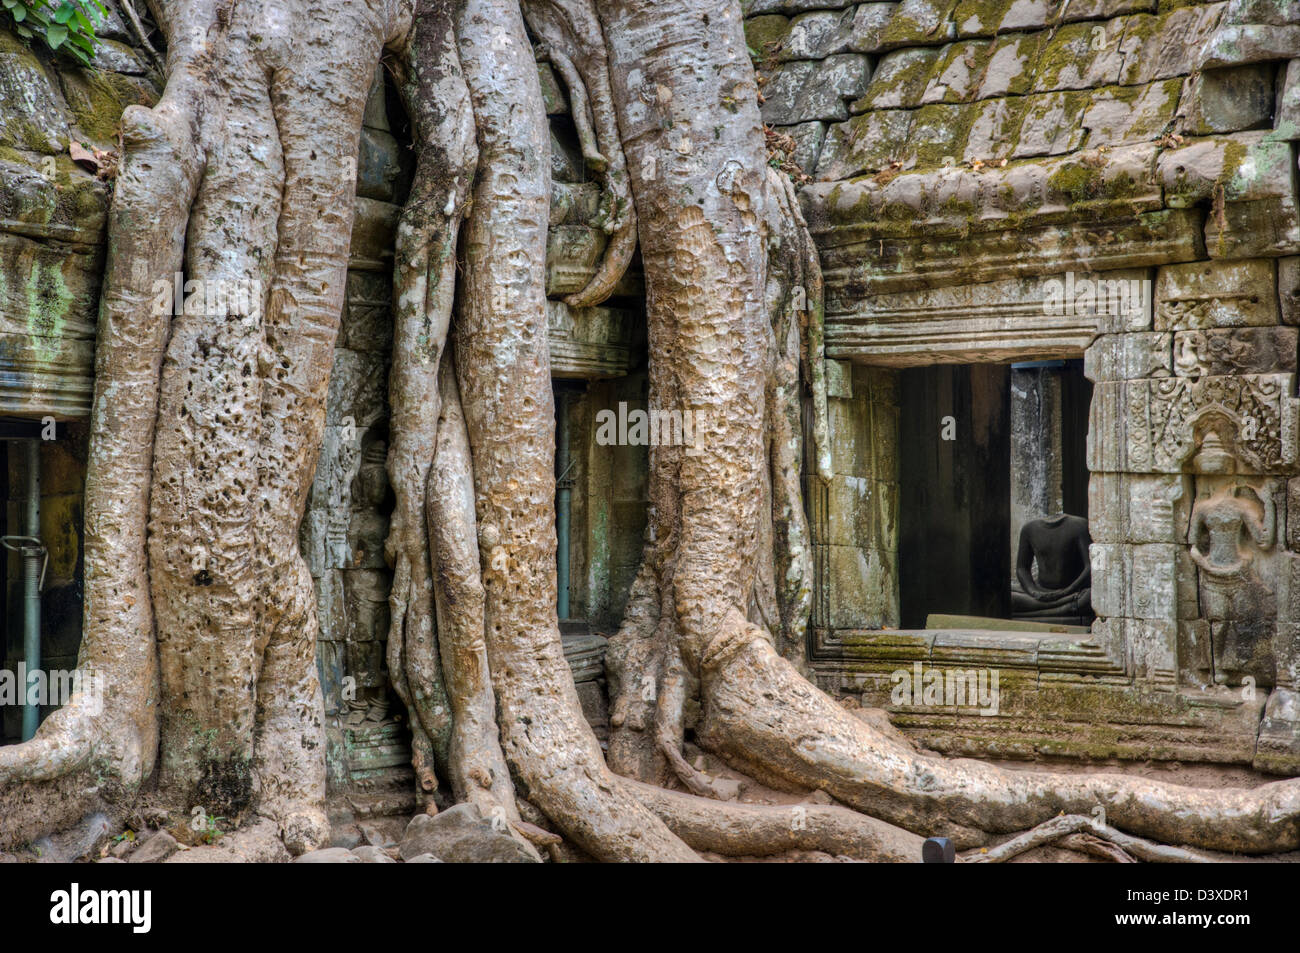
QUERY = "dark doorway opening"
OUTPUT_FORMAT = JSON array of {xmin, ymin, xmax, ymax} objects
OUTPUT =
[{"xmin": 897, "ymin": 360, "xmax": 1092, "ymax": 631}]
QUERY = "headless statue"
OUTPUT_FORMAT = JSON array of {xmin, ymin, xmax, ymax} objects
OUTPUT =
[{"xmin": 1012, "ymin": 514, "xmax": 1092, "ymax": 618}]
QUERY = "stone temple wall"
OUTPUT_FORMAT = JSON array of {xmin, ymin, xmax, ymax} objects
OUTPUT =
[{"xmin": 752, "ymin": 0, "xmax": 1300, "ymax": 772}]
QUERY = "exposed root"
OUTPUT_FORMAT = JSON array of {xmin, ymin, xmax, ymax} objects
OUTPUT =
[
  {"xmin": 696, "ymin": 615, "xmax": 1300, "ymax": 855},
  {"xmin": 523, "ymin": 0, "xmax": 635, "ymax": 307},
  {"xmin": 964, "ymin": 814, "xmax": 1214, "ymax": 864},
  {"xmin": 624, "ymin": 778, "xmax": 922, "ymax": 862}
]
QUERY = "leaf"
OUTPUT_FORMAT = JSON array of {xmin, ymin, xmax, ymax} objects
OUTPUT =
[
  {"xmin": 12, "ymin": 5, "xmax": 24, "ymax": 21},
  {"xmin": 69, "ymin": 140, "xmax": 99, "ymax": 172},
  {"xmin": 46, "ymin": 21, "xmax": 67, "ymax": 47},
  {"xmin": 54, "ymin": 1, "xmax": 73, "ymax": 24}
]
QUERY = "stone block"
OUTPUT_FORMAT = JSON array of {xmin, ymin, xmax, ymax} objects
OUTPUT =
[
  {"xmin": 1178, "ymin": 619, "xmax": 1214, "ymax": 687},
  {"xmin": 1082, "ymin": 79, "xmax": 1184, "ymax": 148},
  {"xmin": 975, "ymin": 33, "xmax": 1041, "ymax": 99},
  {"xmin": 1255, "ymin": 686, "xmax": 1300, "ymax": 774},
  {"xmin": 0, "ymin": 31, "xmax": 70, "ymax": 153},
  {"xmin": 1281, "ymin": 257, "xmax": 1300, "ymax": 325},
  {"xmin": 538, "ymin": 63, "xmax": 567, "ymax": 114},
  {"xmin": 855, "ymin": 47, "xmax": 940, "ymax": 110},
  {"xmin": 339, "ymin": 270, "xmax": 393, "ymax": 353},
  {"xmin": 825, "ymin": 358, "xmax": 853, "ymax": 398},
  {"xmin": 781, "ymin": 8, "xmax": 856, "ymax": 60},
  {"xmin": 962, "ymin": 96, "xmax": 1026, "ymax": 163},
  {"xmin": 999, "ymin": 0, "xmax": 1055, "ymax": 31},
  {"xmin": 1172, "ymin": 327, "xmax": 1298, "ymax": 377},
  {"xmin": 1129, "ymin": 618, "xmax": 1177, "ymax": 686},
  {"xmin": 1154, "ymin": 259, "xmax": 1279, "ymax": 331},
  {"xmin": 903, "ymin": 103, "xmax": 977, "ymax": 168},
  {"xmin": 1277, "ymin": 59, "xmax": 1300, "ymax": 140},
  {"xmin": 1201, "ymin": 23, "xmax": 1300, "ymax": 70},
  {"xmin": 1033, "ymin": 20, "xmax": 1126, "ymax": 92},
  {"xmin": 1090, "ymin": 374, "xmax": 1300, "ymax": 474},
  {"xmin": 782, "ymin": 120, "xmax": 827, "ymax": 173},
  {"xmin": 761, "ymin": 55, "xmax": 872, "ymax": 124},
  {"xmin": 848, "ymin": 3, "xmax": 899, "ymax": 53},
  {"xmin": 326, "ymin": 349, "xmax": 389, "ymax": 427},
  {"xmin": 921, "ymin": 40, "xmax": 992, "ymax": 104},
  {"xmin": 822, "ymin": 543, "xmax": 897, "ymax": 629},
  {"xmin": 1180, "ymin": 65, "xmax": 1275, "ymax": 136},
  {"xmin": 1084, "ymin": 331, "xmax": 1172, "ymax": 382},
  {"xmin": 817, "ymin": 109, "xmax": 914, "ymax": 179},
  {"xmin": 1127, "ymin": 5, "xmax": 1226, "ymax": 81},
  {"xmin": 1011, "ymin": 90, "xmax": 1089, "ymax": 158},
  {"xmin": 878, "ymin": 0, "xmax": 959, "ymax": 48},
  {"xmin": 1087, "ymin": 472, "xmax": 1188, "ymax": 543}
]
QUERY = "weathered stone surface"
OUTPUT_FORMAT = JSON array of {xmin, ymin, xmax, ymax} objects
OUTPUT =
[
  {"xmin": 1085, "ymin": 331, "xmax": 1171, "ymax": 382},
  {"xmin": 818, "ymin": 108, "xmax": 914, "ymax": 177},
  {"xmin": 783, "ymin": 120, "xmax": 828, "ymax": 172},
  {"xmin": 1201, "ymin": 23, "xmax": 1300, "ymax": 70},
  {"xmin": 128, "ymin": 831, "xmax": 179, "ymax": 864},
  {"xmin": 1087, "ymin": 472, "xmax": 1188, "ymax": 544},
  {"xmin": 405, "ymin": 853, "xmax": 444, "ymax": 863},
  {"xmin": 855, "ymin": 47, "xmax": 939, "ymax": 110},
  {"xmin": 1277, "ymin": 59, "xmax": 1300, "ymax": 140},
  {"xmin": 1011, "ymin": 90, "xmax": 1089, "ymax": 157},
  {"xmin": 762, "ymin": 55, "xmax": 872, "ymax": 124},
  {"xmin": 975, "ymin": 32, "xmax": 1041, "ymax": 98},
  {"xmin": 295, "ymin": 847, "xmax": 361, "ymax": 863},
  {"xmin": 0, "ymin": 31, "xmax": 70, "ymax": 153},
  {"xmin": 1154, "ymin": 259, "xmax": 1279, "ymax": 331},
  {"xmin": 848, "ymin": 3, "xmax": 900, "ymax": 53},
  {"xmin": 783, "ymin": 8, "xmax": 857, "ymax": 60},
  {"xmin": 538, "ymin": 62, "xmax": 567, "ymax": 114},
  {"xmin": 351, "ymin": 845, "xmax": 396, "ymax": 863},
  {"xmin": 1082, "ymin": 79, "xmax": 1183, "ymax": 148},
  {"xmin": 1060, "ymin": 0, "xmax": 1154, "ymax": 20},
  {"xmin": 1281, "ymin": 257, "xmax": 1300, "ymax": 325},
  {"xmin": 1256, "ymin": 687, "xmax": 1300, "ymax": 774},
  {"xmin": 920, "ymin": 40, "xmax": 991, "ymax": 104},
  {"xmin": 999, "ymin": 0, "xmax": 1055, "ymax": 32},
  {"xmin": 1129, "ymin": 5, "xmax": 1228, "ymax": 81},
  {"xmin": 399, "ymin": 804, "xmax": 540, "ymax": 863},
  {"xmin": 1172, "ymin": 327, "xmax": 1298, "ymax": 377},
  {"xmin": 1088, "ymin": 374, "xmax": 1300, "ymax": 474},
  {"xmin": 879, "ymin": 0, "xmax": 958, "ymax": 48},
  {"xmin": 1033, "ymin": 20, "xmax": 1126, "ymax": 92},
  {"xmin": 1180, "ymin": 65, "xmax": 1275, "ymax": 136}
]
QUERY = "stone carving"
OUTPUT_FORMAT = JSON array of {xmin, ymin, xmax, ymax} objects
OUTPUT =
[
  {"xmin": 1146, "ymin": 375, "xmax": 1294, "ymax": 474},
  {"xmin": 1011, "ymin": 514, "xmax": 1093, "ymax": 621},
  {"xmin": 1187, "ymin": 430, "xmax": 1280, "ymax": 687}
]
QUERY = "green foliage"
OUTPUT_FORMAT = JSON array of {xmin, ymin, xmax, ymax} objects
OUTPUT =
[{"xmin": 2, "ymin": 0, "xmax": 106, "ymax": 66}]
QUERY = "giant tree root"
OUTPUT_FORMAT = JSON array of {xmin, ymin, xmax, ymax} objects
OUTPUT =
[
  {"xmin": 624, "ymin": 778, "xmax": 922, "ymax": 862},
  {"xmin": 696, "ymin": 614, "xmax": 1300, "ymax": 854}
]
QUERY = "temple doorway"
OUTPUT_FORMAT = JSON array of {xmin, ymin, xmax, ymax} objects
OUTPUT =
[{"xmin": 897, "ymin": 360, "xmax": 1092, "ymax": 631}]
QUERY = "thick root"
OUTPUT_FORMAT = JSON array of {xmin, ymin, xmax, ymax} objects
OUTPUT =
[
  {"xmin": 696, "ymin": 612, "xmax": 1300, "ymax": 854},
  {"xmin": 625, "ymin": 778, "xmax": 922, "ymax": 861}
]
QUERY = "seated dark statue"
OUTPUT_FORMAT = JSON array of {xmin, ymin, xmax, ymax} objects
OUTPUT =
[{"xmin": 1011, "ymin": 514, "xmax": 1093, "ymax": 619}]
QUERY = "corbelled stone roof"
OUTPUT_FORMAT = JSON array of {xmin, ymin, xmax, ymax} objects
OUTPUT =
[{"xmin": 746, "ymin": 0, "xmax": 1300, "ymax": 295}]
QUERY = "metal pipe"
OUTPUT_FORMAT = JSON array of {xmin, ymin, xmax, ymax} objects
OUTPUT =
[
  {"xmin": 21, "ymin": 439, "xmax": 40, "ymax": 741},
  {"xmin": 556, "ymin": 391, "xmax": 572, "ymax": 621}
]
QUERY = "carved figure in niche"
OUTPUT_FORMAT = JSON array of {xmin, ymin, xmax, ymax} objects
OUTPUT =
[
  {"xmin": 1011, "ymin": 514, "xmax": 1093, "ymax": 621},
  {"xmin": 1187, "ymin": 429, "xmax": 1279, "ymax": 686},
  {"xmin": 1188, "ymin": 483, "xmax": 1275, "ymax": 579},
  {"xmin": 344, "ymin": 434, "xmax": 395, "ymax": 729}
]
